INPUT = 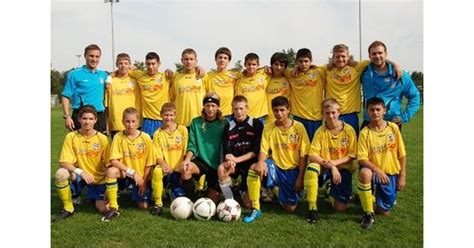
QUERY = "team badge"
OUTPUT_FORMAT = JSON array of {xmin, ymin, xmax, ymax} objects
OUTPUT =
[
  {"xmin": 136, "ymin": 142, "xmax": 145, "ymax": 151},
  {"xmin": 384, "ymin": 77, "xmax": 391, "ymax": 83},
  {"xmin": 342, "ymin": 67, "xmax": 350, "ymax": 75},
  {"xmin": 290, "ymin": 134, "xmax": 298, "ymax": 143},
  {"xmin": 341, "ymin": 137, "xmax": 348, "ymax": 147},
  {"xmin": 155, "ymin": 77, "xmax": 162, "ymax": 84},
  {"xmin": 175, "ymin": 136, "xmax": 182, "ymax": 144},
  {"xmin": 195, "ymin": 78, "xmax": 202, "ymax": 84},
  {"xmin": 92, "ymin": 143, "xmax": 100, "ymax": 150},
  {"xmin": 128, "ymin": 81, "xmax": 135, "ymax": 88},
  {"xmin": 388, "ymin": 133, "xmax": 395, "ymax": 143}
]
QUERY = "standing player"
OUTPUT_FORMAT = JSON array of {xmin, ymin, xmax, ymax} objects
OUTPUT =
[
  {"xmin": 266, "ymin": 52, "xmax": 291, "ymax": 124},
  {"xmin": 217, "ymin": 95, "xmax": 263, "ymax": 209},
  {"xmin": 305, "ymin": 99, "xmax": 357, "ymax": 223},
  {"xmin": 235, "ymin": 53, "xmax": 270, "ymax": 123},
  {"xmin": 357, "ymin": 97, "xmax": 407, "ymax": 229},
  {"xmin": 205, "ymin": 47, "xmax": 241, "ymax": 118},
  {"xmin": 244, "ymin": 96, "xmax": 310, "ymax": 223},
  {"xmin": 171, "ymin": 48, "xmax": 208, "ymax": 127},
  {"xmin": 54, "ymin": 105, "xmax": 110, "ymax": 221},
  {"xmin": 106, "ymin": 53, "xmax": 141, "ymax": 138},
  {"xmin": 102, "ymin": 107, "xmax": 155, "ymax": 222},
  {"xmin": 180, "ymin": 93, "xmax": 228, "ymax": 203},
  {"xmin": 62, "ymin": 44, "xmax": 109, "ymax": 133},
  {"xmin": 151, "ymin": 102, "xmax": 189, "ymax": 215}
]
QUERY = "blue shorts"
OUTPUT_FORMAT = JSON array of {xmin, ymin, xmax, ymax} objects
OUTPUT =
[
  {"xmin": 292, "ymin": 115, "xmax": 322, "ymax": 141},
  {"xmin": 118, "ymin": 178, "xmax": 153, "ymax": 203},
  {"xmin": 373, "ymin": 174, "xmax": 398, "ymax": 211},
  {"xmin": 164, "ymin": 172, "xmax": 186, "ymax": 199},
  {"xmin": 265, "ymin": 159, "xmax": 301, "ymax": 206},
  {"xmin": 329, "ymin": 169, "xmax": 353, "ymax": 204},
  {"xmin": 70, "ymin": 176, "xmax": 106, "ymax": 201},
  {"xmin": 339, "ymin": 112, "xmax": 359, "ymax": 136},
  {"xmin": 142, "ymin": 118, "xmax": 163, "ymax": 138}
]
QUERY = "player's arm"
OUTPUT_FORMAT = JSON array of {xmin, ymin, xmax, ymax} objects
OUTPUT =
[
  {"xmin": 400, "ymin": 74, "xmax": 421, "ymax": 123},
  {"xmin": 137, "ymin": 166, "xmax": 152, "ymax": 196},
  {"xmin": 386, "ymin": 59, "xmax": 402, "ymax": 80},
  {"xmin": 254, "ymin": 152, "xmax": 268, "ymax": 177},
  {"xmin": 60, "ymin": 162, "xmax": 96, "ymax": 184},
  {"xmin": 294, "ymin": 155, "xmax": 307, "ymax": 192},
  {"xmin": 156, "ymin": 157, "xmax": 172, "ymax": 175},
  {"xmin": 61, "ymin": 97, "xmax": 74, "ymax": 131},
  {"xmin": 397, "ymin": 156, "xmax": 407, "ymax": 191}
]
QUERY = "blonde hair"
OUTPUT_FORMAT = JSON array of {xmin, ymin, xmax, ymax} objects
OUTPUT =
[
  {"xmin": 321, "ymin": 98, "xmax": 341, "ymax": 110},
  {"xmin": 327, "ymin": 44, "xmax": 358, "ymax": 70},
  {"xmin": 122, "ymin": 107, "xmax": 139, "ymax": 120},
  {"xmin": 160, "ymin": 102, "xmax": 176, "ymax": 114}
]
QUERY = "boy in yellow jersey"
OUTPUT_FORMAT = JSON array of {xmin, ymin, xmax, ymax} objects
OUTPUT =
[
  {"xmin": 102, "ymin": 107, "xmax": 155, "ymax": 222},
  {"xmin": 357, "ymin": 97, "xmax": 406, "ymax": 229},
  {"xmin": 205, "ymin": 47, "xmax": 241, "ymax": 118},
  {"xmin": 170, "ymin": 48, "xmax": 208, "ymax": 127},
  {"xmin": 235, "ymin": 53, "xmax": 270, "ymax": 123},
  {"xmin": 151, "ymin": 102, "xmax": 188, "ymax": 215},
  {"xmin": 266, "ymin": 52, "xmax": 290, "ymax": 124},
  {"xmin": 129, "ymin": 52, "xmax": 170, "ymax": 138},
  {"xmin": 305, "ymin": 99, "xmax": 357, "ymax": 223},
  {"xmin": 244, "ymin": 96, "xmax": 310, "ymax": 223},
  {"xmin": 54, "ymin": 105, "xmax": 110, "ymax": 221},
  {"xmin": 286, "ymin": 48, "xmax": 326, "ymax": 141},
  {"xmin": 106, "ymin": 53, "xmax": 141, "ymax": 138}
]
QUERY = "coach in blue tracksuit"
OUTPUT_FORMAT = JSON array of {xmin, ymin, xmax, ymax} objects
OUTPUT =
[{"xmin": 361, "ymin": 40, "xmax": 421, "ymax": 130}]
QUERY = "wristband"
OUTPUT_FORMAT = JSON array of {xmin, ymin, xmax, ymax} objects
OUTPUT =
[
  {"xmin": 126, "ymin": 168, "xmax": 135, "ymax": 177},
  {"xmin": 73, "ymin": 168, "xmax": 84, "ymax": 176}
]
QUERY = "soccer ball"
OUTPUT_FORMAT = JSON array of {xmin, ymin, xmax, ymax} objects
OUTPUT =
[
  {"xmin": 192, "ymin": 197, "xmax": 216, "ymax": 220},
  {"xmin": 170, "ymin": 196, "xmax": 193, "ymax": 220},
  {"xmin": 217, "ymin": 199, "xmax": 241, "ymax": 222}
]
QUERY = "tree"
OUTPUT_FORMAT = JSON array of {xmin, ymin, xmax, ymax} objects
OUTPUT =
[
  {"xmin": 234, "ymin": 60, "xmax": 243, "ymax": 71},
  {"xmin": 281, "ymin": 48, "xmax": 296, "ymax": 68},
  {"xmin": 175, "ymin": 63, "xmax": 183, "ymax": 73},
  {"xmin": 410, "ymin": 71, "xmax": 423, "ymax": 88},
  {"xmin": 51, "ymin": 68, "xmax": 64, "ymax": 95},
  {"xmin": 133, "ymin": 60, "xmax": 145, "ymax": 71}
]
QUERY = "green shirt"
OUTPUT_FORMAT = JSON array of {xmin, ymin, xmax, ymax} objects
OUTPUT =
[{"xmin": 187, "ymin": 116, "xmax": 228, "ymax": 169}]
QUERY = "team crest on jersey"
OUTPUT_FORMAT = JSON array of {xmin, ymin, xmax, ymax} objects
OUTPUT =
[
  {"xmin": 289, "ymin": 134, "xmax": 298, "ymax": 143},
  {"xmin": 307, "ymin": 72, "xmax": 316, "ymax": 79},
  {"xmin": 342, "ymin": 67, "xmax": 350, "ymax": 75},
  {"xmin": 136, "ymin": 142, "xmax": 145, "ymax": 151},
  {"xmin": 175, "ymin": 136, "xmax": 182, "ymax": 144},
  {"xmin": 128, "ymin": 81, "xmax": 135, "ymax": 88},
  {"xmin": 341, "ymin": 137, "xmax": 349, "ymax": 147},
  {"xmin": 155, "ymin": 77, "xmax": 162, "ymax": 84},
  {"xmin": 384, "ymin": 77, "xmax": 391, "ymax": 83},
  {"xmin": 92, "ymin": 143, "xmax": 100, "ymax": 150},
  {"xmin": 195, "ymin": 78, "xmax": 202, "ymax": 84},
  {"xmin": 388, "ymin": 133, "xmax": 395, "ymax": 143}
]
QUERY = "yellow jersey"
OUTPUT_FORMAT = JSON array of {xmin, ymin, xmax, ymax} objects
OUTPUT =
[
  {"xmin": 153, "ymin": 125, "xmax": 188, "ymax": 172},
  {"xmin": 260, "ymin": 120, "xmax": 310, "ymax": 170},
  {"xmin": 357, "ymin": 122, "xmax": 406, "ymax": 175},
  {"xmin": 205, "ymin": 70, "xmax": 241, "ymax": 116},
  {"xmin": 309, "ymin": 122, "xmax": 357, "ymax": 172},
  {"xmin": 105, "ymin": 74, "xmax": 141, "ymax": 131},
  {"xmin": 235, "ymin": 69, "xmax": 270, "ymax": 118},
  {"xmin": 130, "ymin": 70, "xmax": 170, "ymax": 120},
  {"xmin": 266, "ymin": 76, "xmax": 291, "ymax": 123},
  {"xmin": 171, "ymin": 72, "xmax": 207, "ymax": 126},
  {"xmin": 59, "ymin": 131, "xmax": 110, "ymax": 184},
  {"xmin": 109, "ymin": 131, "xmax": 155, "ymax": 177}
]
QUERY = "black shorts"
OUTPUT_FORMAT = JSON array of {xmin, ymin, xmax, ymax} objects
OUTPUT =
[
  {"xmin": 192, "ymin": 158, "xmax": 219, "ymax": 191},
  {"xmin": 230, "ymin": 162, "xmax": 251, "ymax": 191},
  {"xmin": 72, "ymin": 109, "xmax": 107, "ymax": 133}
]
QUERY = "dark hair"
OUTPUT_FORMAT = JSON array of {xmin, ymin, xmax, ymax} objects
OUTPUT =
[
  {"xmin": 270, "ymin": 52, "xmax": 288, "ymax": 68},
  {"xmin": 366, "ymin": 97, "xmax": 386, "ymax": 109},
  {"xmin": 215, "ymin": 47, "xmax": 232, "ymax": 61},
  {"xmin": 84, "ymin": 44, "xmax": 101, "ymax": 56},
  {"xmin": 244, "ymin": 53, "xmax": 259, "ymax": 64},
  {"xmin": 160, "ymin": 102, "xmax": 177, "ymax": 114},
  {"xmin": 296, "ymin": 48, "xmax": 312, "ymax": 60},
  {"xmin": 271, "ymin": 96, "xmax": 290, "ymax": 109},
  {"xmin": 78, "ymin": 105, "xmax": 97, "ymax": 119},
  {"xmin": 368, "ymin": 40, "xmax": 387, "ymax": 53},
  {"xmin": 145, "ymin": 52, "xmax": 160, "ymax": 62}
]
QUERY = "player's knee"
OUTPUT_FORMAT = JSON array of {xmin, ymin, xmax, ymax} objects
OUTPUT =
[
  {"xmin": 96, "ymin": 201, "xmax": 108, "ymax": 213},
  {"xmin": 55, "ymin": 168, "xmax": 70, "ymax": 182},
  {"xmin": 334, "ymin": 201, "xmax": 348, "ymax": 212},
  {"xmin": 138, "ymin": 202, "xmax": 148, "ymax": 210},
  {"xmin": 284, "ymin": 204, "xmax": 297, "ymax": 212},
  {"xmin": 359, "ymin": 168, "xmax": 372, "ymax": 183},
  {"xmin": 106, "ymin": 166, "xmax": 120, "ymax": 178},
  {"xmin": 217, "ymin": 164, "xmax": 226, "ymax": 180}
]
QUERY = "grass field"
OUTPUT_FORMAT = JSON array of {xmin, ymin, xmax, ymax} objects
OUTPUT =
[{"xmin": 50, "ymin": 107, "xmax": 423, "ymax": 247}]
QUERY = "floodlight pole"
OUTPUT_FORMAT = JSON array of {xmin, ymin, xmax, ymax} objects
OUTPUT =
[
  {"xmin": 76, "ymin": 54, "xmax": 81, "ymax": 68},
  {"xmin": 105, "ymin": 0, "xmax": 119, "ymax": 71},
  {"xmin": 359, "ymin": 0, "xmax": 362, "ymax": 61}
]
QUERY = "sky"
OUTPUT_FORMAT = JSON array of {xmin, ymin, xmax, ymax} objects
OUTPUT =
[{"xmin": 51, "ymin": 0, "xmax": 423, "ymax": 72}]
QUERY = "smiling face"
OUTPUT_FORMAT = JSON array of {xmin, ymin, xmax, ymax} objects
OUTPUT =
[
  {"xmin": 244, "ymin": 59, "xmax": 259, "ymax": 75},
  {"xmin": 85, "ymin": 49, "xmax": 101, "ymax": 70},
  {"xmin": 369, "ymin": 45, "xmax": 387, "ymax": 69},
  {"xmin": 333, "ymin": 50, "xmax": 350, "ymax": 69},
  {"xmin": 161, "ymin": 110, "xmax": 176, "ymax": 126},
  {"xmin": 116, "ymin": 59, "xmax": 131, "ymax": 76},
  {"xmin": 145, "ymin": 59, "xmax": 160, "ymax": 76}
]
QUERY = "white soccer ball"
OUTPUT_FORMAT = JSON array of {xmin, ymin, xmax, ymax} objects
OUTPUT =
[
  {"xmin": 217, "ymin": 199, "xmax": 241, "ymax": 222},
  {"xmin": 170, "ymin": 196, "xmax": 193, "ymax": 220},
  {"xmin": 192, "ymin": 197, "xmax": 216, "ymax": 220}
]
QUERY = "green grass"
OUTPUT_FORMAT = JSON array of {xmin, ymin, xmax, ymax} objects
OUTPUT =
[{"xmin": 51, "ymin": 107, "xmax": 423, "ymax": 247}]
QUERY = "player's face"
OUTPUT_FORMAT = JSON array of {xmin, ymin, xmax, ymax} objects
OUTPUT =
[
  {"xmin": 244, "ymin": 59, "xmax": 259, "ymax": 75},
  {"xmin": 323, "ymin": 105, "xmax": 340, "ymax": 124},
  {"xmin": 85, "ymin": 49, "xmax": 101, "ymax": 70},
  {"xmin": 272, "ymin": 105, "xmax": 290, "ymax": 122},
  {"xmin": 297, "ymin": 57, "xmax": 312, "ymax": 72},
  {"xmin": 215, "ymin": 54, "xmax": 230, "ymax": 71},
  {"xmin": 123, "ymin": 114, "xmax": 139, "ymax": 132},
  {"xmin": 203, "ymin": 102, "xmax": 219, "ymax": 120},
  {"xmin": 78, "ymin": 113, "xmax": 97, "ymax": 131},
  {"xmin": 369, "ymin": 45, "xmax": 387, "ymax": 68},
  {"xmin": 367, "ymin": 104, "xmax": 386, "ymax": 122},
  {"xmin": 116, "ymin": 59, "xmax": 131, "ymax": 76},
  {"xmin": 162, "ymin": 110, "xmax": 176, "ymax": 125},
  {"xmin": 181, "ymin": 53, "xmax": 197, "ymax": 71},
  {"xmin": 146, "ymin": 59, "xmax": 160, "ymax": 75},
  {"xmin": 271, "ymin": 61, "xmax": 286, "ymax": 77},
  {"xmin": 333, "ymin": 50, "xmax": 349, "ymax": 69},
  {"xmin": 232, "ymin": 101, "xmax": 248, "ymax": 122}
]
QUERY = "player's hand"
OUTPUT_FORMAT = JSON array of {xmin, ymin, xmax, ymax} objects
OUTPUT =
[
  {"xmin": 263, "ymin": 65, "xmax": 273, "ymax": 75},
  {"xmin": 138, "ymin": 181, "xmax": 147, "ymax": 196},
  {"xmin": 195, "ymin": 66, "xmax": 206, "ymax": 79},
  {"xmin": 375, "ymin": 168, "xmax": 389, "ymax": 185},
  {"xmin": 393, "ymin": 63, "xmax": 403, "ymax": 81},
  {"xmin": 134, "ymin": 174, "xmax": 144, "ymax": 187},
  {"xmin": 65, "ymin": 116, "xmax": 75, "ymax": 131},
  {"xmin": 397, "ymin": 175, "xmax": 406, "ymax": 191},
  {"xmin": 164, "ymin": 69, "xmax": 174, "ymax": 80},
  {"xmin": 162, "ymin": 164, "xmax": 173, "ymax": 175},
  {"xmin": 294, "ymin": 176, "xmax": 304, "ymax": 192},
  {"xmin": 291, "ymin": 67, "xmax": 299, "ymax": 77},
  {"xmin": 81, "ymin": 172, "xmax": 95, "ymax": 184},
  {"xmin": 225, "ymin": 154, "xmax": 238, "ymax": 163},
  {"xmin": 392, "ymin": 116, "xmax": 402, "ymax": 125},
  {"xmin": 330, "ymin": 166, "xmax": 341, "ymax": 185}
]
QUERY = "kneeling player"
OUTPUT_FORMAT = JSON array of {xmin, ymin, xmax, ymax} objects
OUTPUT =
[
  {"xmin": 104, "ymin": 107, "xmax": 155, "ymax": 222},
  {"xmin": 244, "ymin": 96, "xmax": 310, "ymax": 223},
  {"xmin": 54, "ymin": 105, "xmax": 110, "ymax": 221},
  {"xmin": 306, "ymin": 99, "xmax": 357, "ymax": 223},
  {"xmin": 152, "ymin": 102, "xmax": 189, "ymax": 215},
  {"xmin": 218, "ymin": 95, "xmax": 263, "ymax": 209},
  {"xmin": 357, "ymin": 97, "xmax": 407, "ymax": 229}
]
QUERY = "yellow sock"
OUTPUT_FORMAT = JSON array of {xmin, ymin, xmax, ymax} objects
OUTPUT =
[
  {"xmin": 56, "ymin": 180, "xmax": 74, "ymax": 212},
  {"xmin": 197, "ymin": 174, "xmax": 206, "ymax": 191},
  {"xmin": 247, "ymin": 169, "xmax": 261, "ymax": 210},
  {"xmin": 152, "ymin": 167, "xmax": 164, "ymax": 207},
  {"xmin": 358, "ymin": 182, "xmax": 373, "ymax": 213},
  {"xmin": 105, "ymin": 178, "xmax": 119, "ymax": 210},
  {"xmin": 304, "ymin": 163, "xmax": 320, "ymax": 211}
]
